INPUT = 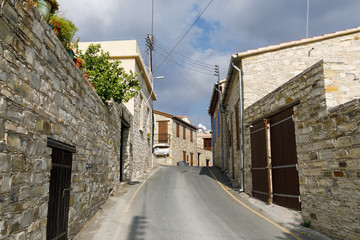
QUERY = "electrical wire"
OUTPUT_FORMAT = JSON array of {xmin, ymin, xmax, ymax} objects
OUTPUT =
[
  {"xmin": 154, "ymin": 38, "xmax": 214, "ymax": 70},
  {"xmin": 154, "ymin": 42, "xmax": 215, "ymax": 76},
  {"xmin": 154, "ymin": 0, "xmax": 215, "ymax": 72},
  {"xmin": 153, "ymin": 49, "xmax": 212, "ymax": 99}
]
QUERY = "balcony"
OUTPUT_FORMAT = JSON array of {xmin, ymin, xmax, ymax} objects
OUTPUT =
[{"xmin": 153, "ymin": 134, "xmax": 171, "ymax": 148}]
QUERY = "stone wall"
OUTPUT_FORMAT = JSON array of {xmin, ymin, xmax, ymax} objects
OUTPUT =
[
  {"xmin": 170, "ymin": 120, "xmax": 196, "ymax": 165},
  {"xmin": 0, "ymin": 1, "xmax": 134, "ymax": 239},
  {"xmin": 197, "ymin": 148, "xmax": 212, "ymax": 167},
  {"xmin": 240, "ymin": 29, "xmax": 360, "ymax": 109},
  {"xmin": 243, "ymin": 61, "xmax": 360, "ymax": 239},
  {"xmin": 211, "ymin": 104, "xmax": 223, "ymax": 169}
]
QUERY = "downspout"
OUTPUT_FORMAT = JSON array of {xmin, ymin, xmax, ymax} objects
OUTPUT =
[
  {"xmin": 232, "ymin": 62, "xmax": 244, "ymax": 192},
  {"xmin": 224, "ymin": 108, "xmax": 229, "ymax": 172},
  {"xmin": 220, "ymin": 108, "xmax": 224, "ymax": 171}
]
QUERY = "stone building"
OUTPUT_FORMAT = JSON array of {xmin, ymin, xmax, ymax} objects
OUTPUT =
[
  {"xmin": 208, "ymin": 79, "xmax": 226, "ymax": 170},
  {"xmin": 216, "ymin": 27, "xmax": 360, "ymax": 239},
  {"xmin": 78, "ymin": 40, "xmax": 157, "ymax": 179},
  {"xmin": 196, "ymin": 132, "xmax": 213, "ymax": 167},
  {"xmin": 153, "ymin": 110, "xmax": 201, "ymax": 166},
  {"xmin": 0, "ymin": 1, "xmax": 148, "ymax": 239}
]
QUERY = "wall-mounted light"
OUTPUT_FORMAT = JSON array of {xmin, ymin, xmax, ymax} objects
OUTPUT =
[
  {"xmin": 346, "ymin": 72, "xmax": 359, "ymax": 81},
  {"xmin": 308, "ymin": 47, "xmax": 314, "ymax": 57}
]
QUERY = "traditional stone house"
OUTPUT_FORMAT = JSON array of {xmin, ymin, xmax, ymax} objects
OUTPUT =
[
  {"xmin": 153, "ymin": 110, "xmax": 199, "ymax": 166},
  {"xmin": 217, "ymin": 27, "xmax": 360, "ymax": 239},
  {"xmin": 208, "ymin": 79, "xmax": 226, "ymax": 170},
  {"xmin": 196, "ymin": 132, "xmax": 213, "ymax": 167},
  {"xmin": 0, "ymin": 2, "xmax": 149, "ymax": 239},
  {"xmin": 78, "ymin": 40, "xmax": 157, "ymax": 179}
]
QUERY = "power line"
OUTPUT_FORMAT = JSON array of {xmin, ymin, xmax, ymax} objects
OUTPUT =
[
  {"xmin": 154, "ymin": 39, "xmax": 214, "ymax": 72},
  {"xmin": 154, "ymin": 42, "xmax": 214, "ymax": 75},
  {"xmin": 153, "ymin": 50, "xmax": 212, "ymax": 99},
  {"xmin": 154, "ymin": 0, "xmax": 215, "ymax": 72}
]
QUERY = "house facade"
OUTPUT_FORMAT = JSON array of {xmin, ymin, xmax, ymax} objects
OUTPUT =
[
  {"xmin": 78, "ymin": 40, "xmax": 157, "ymax": 179},
  {"xmin": 153, "ymin": 110, "xmax": 213, "ymax": 166},
  {"xmin": 215, "ymin": 27, "xmax": 360, "ymax": 239}
]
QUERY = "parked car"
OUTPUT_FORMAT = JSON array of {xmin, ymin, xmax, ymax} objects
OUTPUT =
[{"xmin": 177, "ymin": 161, "xmax": 189, "ymax": 166}]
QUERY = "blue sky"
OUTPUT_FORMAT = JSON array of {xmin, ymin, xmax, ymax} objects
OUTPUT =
[{"xmin": 60, "ymin": 0, "xmax": 360, "ymax": 129}]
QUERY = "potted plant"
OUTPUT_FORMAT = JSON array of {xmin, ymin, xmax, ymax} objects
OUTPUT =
[
  {"xmin": 35, "ymin": 0, "xmax": 59, "ymax": 21},
  {"xmin": 72, "ymin": 37, "xmax": 83, "ymax": 69},
  {"xmin": 48, "ymin": 12, "xmax": 78, "ymax": 57},
  {"xmin": 48, "ymin": 19, "xmax": 60, "ymax": 37}
]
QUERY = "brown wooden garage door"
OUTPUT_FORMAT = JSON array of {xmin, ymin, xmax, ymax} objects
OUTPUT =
[
  {"xmin": 270, "ymin": 108, "xmax": 301, "ymax": 211},
  {"xmin": 250, "ymin": 107, "xmax": 301, "ymax": 211},
  {"xmin": 250, "ymin": 121, "xmax": 269, "ymax": 203}
]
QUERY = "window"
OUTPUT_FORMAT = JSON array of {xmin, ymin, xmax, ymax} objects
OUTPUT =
[
  {"xmin": 190, "ymin": 130, "xmax": 193, "ymax": 142},
  {"xmin": 204, "ymin": 138, "xmax": 212, "ymax": 151},
  {"xmin": 176, "ymin": 123, "xmax": 180, "ymax": 137},
  {"xmin": 183, "ymin": 126, "xmax": 186, "ymax": 140}
]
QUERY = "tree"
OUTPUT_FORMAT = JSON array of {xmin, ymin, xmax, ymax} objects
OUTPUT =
[{"xmin": 80, "ymin": 44, "xmax": 141, "ymax": 103}]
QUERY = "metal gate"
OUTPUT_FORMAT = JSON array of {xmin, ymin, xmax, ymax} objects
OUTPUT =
[
  {"xmin": 270, "ymin": 108, "xmax": 301, "ymax": 211},
  {"xmin": 47, "ymin": 138, "xmax": 76, "ymax": 240},
  {"xmin": 250, "ymin": 107, "xmax": 301, "ymax": 211},
  {"xmin": 250, "ymin": 121, "xmax": 269, "ymax": 203}
]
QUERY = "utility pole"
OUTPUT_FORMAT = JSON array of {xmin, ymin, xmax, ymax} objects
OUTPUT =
[
  {"xmin": 146, "ymin": 34, "xmax": 154, "ymax": 79},
  {"xmin": 214, "ymin": 65, "xmax": 224, "ymax": 171}
]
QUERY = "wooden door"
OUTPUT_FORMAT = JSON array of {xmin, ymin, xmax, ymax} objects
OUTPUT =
[
  {"xmin": 270, "ymin": 108, "xmax": 301, "ymax": 211},
  {"xmin": 190, "ymin": 153, "xmax": 193, "ymax": 166},
  {"xmin": 250, "ymin": 121, "xmax": 269, "ymax": 203}
]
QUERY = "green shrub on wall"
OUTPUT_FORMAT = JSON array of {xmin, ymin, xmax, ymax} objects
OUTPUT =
[
  {"xmin": 48, "ymin": 12, "xmax": 78, "ymax": 50},
  {"xmin": 80, "ymin": 44, "xmax": 141, "ymax": 104}
]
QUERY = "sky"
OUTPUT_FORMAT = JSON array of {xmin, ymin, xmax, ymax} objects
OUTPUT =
[{"xmin": 59, "ymin": 0, "xmax": 360, "ymax": 129}]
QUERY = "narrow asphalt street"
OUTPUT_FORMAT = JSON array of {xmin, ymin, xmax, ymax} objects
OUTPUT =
[{"xmin": 74, "ymin": 166, "xmax": 325, "ymax": 240}]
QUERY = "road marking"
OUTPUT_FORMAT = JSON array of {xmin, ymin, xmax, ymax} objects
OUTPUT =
[{"xmin": 207, "ymin": 167, "xmax": 302, "ymax": 240}]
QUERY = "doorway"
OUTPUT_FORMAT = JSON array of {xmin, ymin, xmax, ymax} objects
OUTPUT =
[{"xmin": 47, "ymin": 138, "xmax": 76, "ymax": 240}]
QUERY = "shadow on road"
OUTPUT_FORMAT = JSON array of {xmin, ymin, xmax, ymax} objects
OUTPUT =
[
  {"xmin": 199, "ymin": 166, "xmax": 240, "ymax": 191},
  {"xmin": 127, "ymin": 216, "xmax": 147, "ymax": 240}
]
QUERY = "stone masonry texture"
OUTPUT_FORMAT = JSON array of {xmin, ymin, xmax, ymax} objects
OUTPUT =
[
  {"xmin": 0, "ymin": 1, "xmax": 142, "ymax": 239},
  {"xmin": 242, "ymin": 61, "xmax": 360, "ymax": 239},
  {"xmin": 219, "ymin": 29, "xmax": 360, "ymax": 239}
]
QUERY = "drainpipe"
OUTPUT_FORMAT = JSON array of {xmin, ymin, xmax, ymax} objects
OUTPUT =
[
  {"xmin": 232, "ymin": 62, "xmax": 244, "ymax": 192},
  {"xmin": 223, "ymin": 108, "xmax": 229, "ymax": 172},
  {"xmin": 220, "ymin": 108, "xmax": 224, "ymax": 171}
]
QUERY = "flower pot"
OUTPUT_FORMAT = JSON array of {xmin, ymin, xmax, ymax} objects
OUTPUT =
[
  {"xmin": 67, "ymin": 50, "xmax": 75, "ymax": 59},
  {"xmin": 37, "ymin": 0, "xmax": 52, "ymax": 21},
  {"xmin": 48, "ymin": 20, "xmax": 60, "ymax": 37},
  {"xmin": 73, "ymin": 57, "xmax": 83, "ymax": 69}
]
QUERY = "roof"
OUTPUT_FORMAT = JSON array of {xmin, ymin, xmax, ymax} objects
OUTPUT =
[
  {"xmin": 153, "ymin": 109, "xmax": 173, "ymax": 118},
  {"xmin": 222, "ymin": 26, "xmax": 360, "ymax": 104},
  {"xmin": 208, "ymin": 79, "xmax": 226, "ymax": 115},
  {"xmin": 154, "ymin": 109, "xmax": 197, "ymax": 130},
  {"xmin": 235, "ymin": 26, "xmax": 360, "ymax": 59}
]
